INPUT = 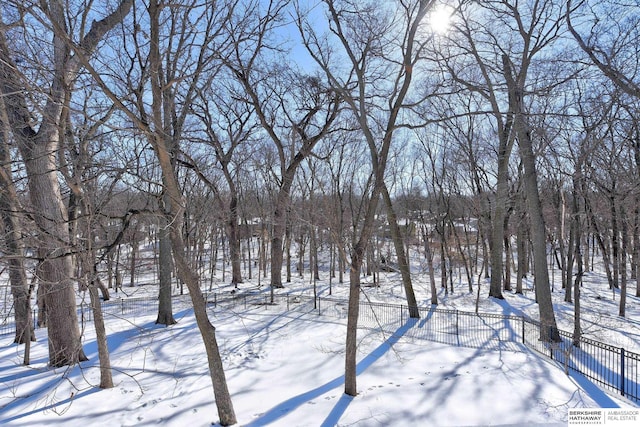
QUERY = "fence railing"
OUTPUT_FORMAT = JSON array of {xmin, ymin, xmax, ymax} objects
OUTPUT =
[{"xmin": 1, "ymin": 291, "xmax": 638, "ymax": 403}]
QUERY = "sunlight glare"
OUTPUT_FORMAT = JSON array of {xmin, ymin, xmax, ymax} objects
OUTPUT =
[{"xmin": 428, "ymin": 5, "xmax": 453, "ymax": 35}]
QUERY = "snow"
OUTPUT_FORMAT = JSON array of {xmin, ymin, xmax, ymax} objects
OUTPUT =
[{"xmin": 1, "ymin": 254, "xmax": 639, "ymax": 426}]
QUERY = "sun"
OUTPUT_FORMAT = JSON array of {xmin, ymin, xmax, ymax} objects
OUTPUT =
[{"xmin": 428, "ymin": 4, "xmax": 453, "ymax": 35}]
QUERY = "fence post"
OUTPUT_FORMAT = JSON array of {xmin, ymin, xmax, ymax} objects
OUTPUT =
[
  {"xmin": 455, "ymin": 310, "xmax": 459, "ymax": 337},
  {"xmin": 401, "ymin": 306, "xmax": 404, "ymax": 324},
  {"xmin": 287, "ymin": 295, "xmax": 290, "ymax": 311},
  {"xmin": 621, "ymin": 347, "xmax": 625, "ymax": 397},
  {"xmin": 522, "ymin": 316, "xmax": 525, "ymax": 344}
]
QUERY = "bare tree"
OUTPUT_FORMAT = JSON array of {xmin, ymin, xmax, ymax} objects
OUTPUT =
[
  {"xmin": 427, "ymin": 4, "xmax": 517, "ymax": 300},
  {"xmin": 191, "ymin": 82, "xmax": 258, "ymax": 287},
  {"xmin": 65, "ymin": 0, "xmax": 238, "ymax": 422},
  {"xmin": 59, "ymin": 102, "xmax": 120, "ymax": 387},
  {"xmin": 567, "ymin": 0, "xmax": 640, "ymax": 99},
  {"xmin": 0, "ymin": 0, "xmax": 133, "ymax": 366},
  {"xmin": 324, "ymin": 135, "xmax": 358, "ymax": 288},
  {"xmin": 503, "ymin": 47, "xmax": 561, "ymax": 341},
  {"xmin": 0, "ymin": 96, "xmax": 32, "ymax": 348},
  {"xmin": 432, "ymin": 0, "xmax": 565, "ymax": 340},
  {"xmin": 222, "ymin": 1, "xmax": 340, "ymax": 289},
  {"xmin": 567, "ymin": 1, "xmax": 640, "ymax": 303},
  {"xmin": 299, "ymin": 0, "xmax": 434, "ymax": 396}
]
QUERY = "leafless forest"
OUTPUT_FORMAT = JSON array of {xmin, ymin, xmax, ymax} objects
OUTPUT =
[{"xmin": 1, "ymin": 1, "xmax": 639, "ymax": 424}]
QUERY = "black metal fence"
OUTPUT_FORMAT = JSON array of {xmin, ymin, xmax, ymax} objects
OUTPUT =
[{"xmin": 1, "ymin": 292, "xmax": 638, "ymax": 403}]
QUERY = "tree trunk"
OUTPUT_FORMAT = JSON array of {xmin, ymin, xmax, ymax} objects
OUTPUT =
[
  {"xmin": 86, "ymin": 262, "xmax": 114, "ymax": 388},
  {"xmin": 115, "ymin": 244, "xmax": 123, "ymax": 292},
  {"xmin": 270, "ymin": 202, "xmax": 287, "ymax": 288},
  {"xmin": 311, "ymin": 226, "xmax": 320, "ymax": 281},
  {"xmin": 555, "ymin": 189, "xmax": 569, "ymax": 294},
  {"xmin": 565, "ymin": 210, "xmax": 575, "ymax": 304},
  {"xmin": 504, "ymin": 233, "xmax": 512, "ymax": 292},
  {"xmin": 489, "ymin": 139, "xmax": 511, "ymax": 299},
  {"xmin": 382, "ymin": 185, "xmax": 419, "ymax": 318},
  {"xmin": 0, "ymin": 122, "xmax": 33, "ymax": 345},
  {"xmin": 450, "ymin": 216, "xmax": 475, "ymax": 294},
  {"xmin": 129, "ymin": 238, "xmax": 138, "ymax": 288},
  {"xmin": 571, "ymin": 170, "xmax": 583, "ymax": 346},
  {"xmin": 26, "ymin": 142, "xmax": 89, "ymax": 365},
  {"xmin": 586, "ymin": 199, "xmax": 614, "ymax": 287},
  {"xmin": 157, "ymin": 217, "xmax": 177, "ymax": 326},
  {"xmin": 171, "ymin": 225, "xmax": 237, "ymax": 425},
  {"xmin": 573, "ymin": 224, "xmax": 583, "ymax": 347},
  {"xmin": 6, "ymin": 88, "xmax": 88, "ymax": 366},
  {"xmin": 423, "ymin": 227, "xmax": 439, "ymax": 305},
  {"xmin": 67, "ymin": 157, "xmax": 114, "ymax": 386},
  {"xmin": 504, "ymin": 54, "xmax": 559, "ymax": 342},
  {"xmin": 610, "ymin": 191, "xmax": 620, "ymax": 289},
  {"xmin": 145, "ymin": 0, "xmax": 237, "ymax": 421},
  {"xmin": 440, "ymin": 229, "xmax": 448, "ymax": 294},
  {"xmin": 516, "ymin": 220, "xmax": 526, "ymax": 294},
  {"xmin": 298, "ymin": 231, "xmax": 305, "ymax": 278},
  {"xmin": 345, "ymin": 241, "xmax": 365, "ymax": 396},
  {"xmin": 518, "ymin": 139, "xmax": 560, "ymax": 341},
  {"xmin": 227, "ymin": 192, "xmax": 243, "ymax": 286},
  {"xmin": 270, "ymin": 158, "xmax": 306, "ymax": 288},
  {"xmin": 619, "ymin": 206, "xmax": 628, "ymax": 317}
]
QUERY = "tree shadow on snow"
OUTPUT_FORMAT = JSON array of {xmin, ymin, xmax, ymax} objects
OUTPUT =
[
  {"xmin": 566, "ymin": 368, "xmax": 622, "ymax": 408},
  {"xmin": 243, "ymin": 320, "xmax": 416, "ymax": 427},
  {"xmin": 1, "ymin": 309, "xmax": 193, "ymax": 423}
]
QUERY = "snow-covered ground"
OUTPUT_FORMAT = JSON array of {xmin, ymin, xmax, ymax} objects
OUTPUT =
[
  {"xmin": 1, "ymin": 253, "xmax": 639, "ymax": 426},
  {"xmin": 0, "ymin": 271, "xmax": 638, "ymax": 426},
  {"xmin": 1, "ymin": 301, "xmax": 634, "ymax": 427}
]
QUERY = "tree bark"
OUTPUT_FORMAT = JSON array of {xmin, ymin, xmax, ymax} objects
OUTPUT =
[
  {"xmin": 422, "ymin": 226, "xmax": 439, "ymax": 305},
  {"xmin": 345, "ymin": 243, "xmax": 364, "ymax": 396},
  {"xmin": 381, "ymin": 185, "xmax": 419, "ymax": 318},
  {"xmin": 19, "ymin": 128, "xmax": 88, "ymax": 365},
  {"xmin": 516, "ymin": 218, "xmax": 527, "ymax": 295},
  {"xmin": 489, "ymin": 139, "xmax": 511, "ymax": 299},
  {"xmin": 619, "ymin": 206, "xmax": 628, "ymax": 317},
  {"xmin": 227, "ymin": 191, "xmax": 243, "ymax": 286},
  {"xmin": 610, "ymin": 191, "xmax": 620, "ymax": 289},
  {"xmin": 503, "ymin": 55, "xmax": 560, "ymax": 342},
  {"xmin": 572, "ymin": 172, "xmax": 583, "ymax": 346},
  {"xmin": 0, "ymin": 116, "xmax": 33, "ymax": 345},
  {"xmin": 156, "ymin": 216, "xmax": 177, "ymax": 326}
]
